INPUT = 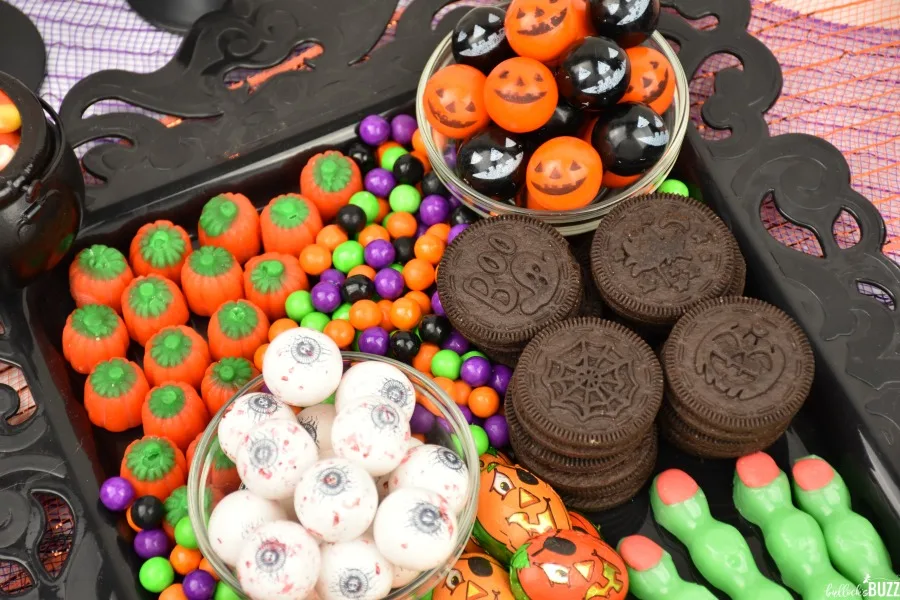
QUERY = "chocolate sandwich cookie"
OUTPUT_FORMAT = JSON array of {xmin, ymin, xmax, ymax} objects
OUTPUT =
[
  {"xmin": 659, "ymin": 404, "xmax": 785, "ymax": 458},
  {"xmin": 662, "ymin": 296, "xmax": 814, "ymax": 436},
  {"xmin": 437, "ymin": 214, "xmax": 582, "ymax": 356},
  {"xmin": 568, "ymin": 232, "xmax": 605, "ymax": 318},
  {"xmin": 726, "ymin": 236, "xmax": 746, "ymax": 296},
  {"xmin": 511, "ymin": 317, "xmax": 664, "ymax": 458},
  {"xmin": 590, "ymin": 194, "xmax": 736, "ymax": 327}
]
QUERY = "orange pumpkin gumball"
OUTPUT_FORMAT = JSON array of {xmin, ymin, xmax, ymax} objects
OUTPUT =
[
  {"xmin": 423, "ymin": 64, "xmax": 490, "ymax": 139},
  {"xmin": 603, "ymin": 171, "xmax": 641, "ymax": 189},
  {"xmin": 620, "ymin": 47, "xmax": 676, "ymax": 115},
  {"xmin": 505, "ymin": 0, "xmax": 581, "ymax": 64},
  {"xmin": 484, "ymin": 58, "xmax": 558, "ymax": 133},
  {"xmin": 526, "ymin": 137, "xmax": 602, "ymax": 210}
]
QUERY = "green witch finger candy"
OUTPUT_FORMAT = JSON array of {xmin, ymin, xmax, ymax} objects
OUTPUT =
[
  {"xmin": 733, "ymin": 452, "xmax": 859, "ymax": 599},
  {"xmin": 791, "ymin": 455, "xmax": 899, "ymax": 594},
  {"xmin": 650, "ymin": 469, "xmax": 791, "ymax": 600},
  {"xmin": 617, "ymin": 535, "xmax": 716, "ymax": 600}
]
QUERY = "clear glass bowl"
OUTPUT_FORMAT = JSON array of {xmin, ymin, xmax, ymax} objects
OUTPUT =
[
  {"xmin": 415, "ymin": 30, "xmax": 690, "ymax": 236},
  {"xmin": 188, "ymin": 352, "xmax": 480, "ymax": 599}
]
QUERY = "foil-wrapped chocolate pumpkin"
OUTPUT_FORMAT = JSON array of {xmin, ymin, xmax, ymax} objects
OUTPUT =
[{"xmin": 434, "ymin": 553, "xmax": 516, "ymax": 600}]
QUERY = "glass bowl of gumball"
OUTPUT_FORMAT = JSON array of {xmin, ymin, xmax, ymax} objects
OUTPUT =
[
  {"xmin": 415, "ymin": 0, "xmax": 689, "ymax": 235},
  {"xmin": 187, "ymin": 327, "xmax": 480, "ymax": 600}
]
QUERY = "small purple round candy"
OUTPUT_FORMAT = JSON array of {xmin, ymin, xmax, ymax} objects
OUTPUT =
[
  {"xmin": 460, "ymin": 356, "xmax": 491, "ymax": 387},
  {"xmin": 471, "ymin": 416, "xmax": 485, "ymax": 428},
  {"xmin": 311, "ymin": 281, "xmax": 342, "ymax": 313},
  {"xmin": 484, "ymin": 414, "xmax": 509, "ymax": 448},
  {"xmin": 431, "ymin": 291, "xmax": 445, "ymax": 316},
  {"xmin": 365, "ymin": 168, "xmax": 396, "ymax": 198},
  {"xmin": 391, "ymin": 114, "xmax": 418, "ymax": 146},
  {"xmin": 183, "ymin": 569, "xmax": 217, "ymax": 600},
  {"xmin": 448, "ymin": 195, "xmax": 461, "ymax": 209},
  {"xmin": 133, "ymin": 528, "xmax": 170, "ymax": 559},
  {"xmin": 99, "ymin": 476, "xmax": 134, "ymax": 511},
  {"xmin": 416, "ymin": 221, "xmax": 429, "ymax": 239},
  {"xmin": 490, "ymin": 364, "xmax": 513, "ymax": 397},
  {"xmin": 443, "ymin": 145, "xmax": 457, "ymax": 169},
  {"xmin": 374, "ymin": 268, "xmax": 405, "ymax": 300},
  {"xmin": 260, "ymin": 383, "xmax": 271, "ymax": 394},
  {"xmin": 437, "ymin": 417, "xmax": 453, "ymax": 433},
  {"xmin": 447, "ymin": 223, "xmax": 469, "ymax": 245},
  {"xmin": 419, "ymin": 195, "xmax": 450, "ymax": 226},
  {"xmin": 364, "ymin": 238, "xmax": 396, "ymax": 269},
  {"xmin": 320, "ymin": 268, "xmax": 346, "ymax": 286},
  {"xmin": 442, "ymin": 330, "xmax": 470, "ymax": 354},
  {"xmin": 358, "ymin": 326, "xmax": 389, "ymax": 355},
  {"xmin": 359, "ymin": 114, "xmax": 391, "ymax": 146},
  {"xmin": 410, "ymin": 403, "xmax": 436, "ymax": 434},
  {"xmin": 458, "ymin": 404, "xmax": 474, "ymax": 424}
]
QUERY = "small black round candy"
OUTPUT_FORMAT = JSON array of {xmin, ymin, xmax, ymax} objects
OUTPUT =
[
  {"xmin": 335, "ymin": 204, "xmax": 367, "ymax": 234},
  {"xmin": 341, "ymin": 274, "xmax": 376, "ymax": 303},
  {"xmin": 392, "ymin": 153, "xmax": 425, "ymax": 186},
  {"xmin": 129, "ymin": 496, "xmax": 165, "ymax": 530},
  {"xmin": 393, "ymin": 236, "xmax": 416, "ymax": 264},
  {"xmin": 455, "ymin": 126, "xmax": 526, "ymax": 199},
  {"xmin": 451, "ymin": 6, "xmax": 515, "ymax": 74},
  {"xmin": 418, "ymin": 315, "xmax": 452, "ymax": 345},
  {"xmin": 557, "ymin": 37, "xmax": 630, "ymax": 111},
  {"xmin": 390, "ymin": 330, "xmax": 421, "ymax": 363},
  {"xmin": 522, "ymin": 100, "xmax": 586, "ymax": 151},
  {"xmin": 591, "ymin": 102, "xmax": 669, "ymax": 177},
  {"xmin": 346, "ymin": 141, "xmax": 377, "ymax": 173},
  {"xmin": 450, "ymin": 205, "xmax": 478, "ymax": 226},
  {"xmin": 422, "ymin": 171, "xmax": 449, "ymax": 198},
  {"xmin": 589, "ymin": 0, "xmax": 660, "ymax": 48}
]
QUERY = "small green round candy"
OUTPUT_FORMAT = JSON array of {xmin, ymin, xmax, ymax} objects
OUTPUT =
[
  {"xmin": 174, "ymin": 516, "xmax": 198, "ymax": 549},
  {"xmin": 350, "ymin": 191, "xmax": 380, "ymax": 224},
  {"xmin": 332, "ymin": 303, "xmax": 352, "ymax": 321},
  {"xmin": 389, "ymin": 263, "xmax": 404, "ymax": 273},
  {"xmin": 469, "ymin": 424, "xmax": 490, "ymax": 455},
  {"xmin": 300, "ymin": 312, "xmax": 330, "ymax": 332},
  {"xmin": 381, "ymin": 146, "xmax": 408, "ymax": 171},
  {"xmin": 461, "ymin": 350, "xmax": 487, "ymax": 361},
  {"xmin": 431, "ymin": 349, "xmax": 462, "ymax": 380},
  {"xmin": 321, "ymin": 393, "xmax": 336, "ymax": 405},
  {"xmin": 214, "ymin": 582, "xmax": 243, "ymax": 600},
  {"xmin": 139, "ymin": 557, "xmax": 174, "ymax": 593},
  {"xmin": 285, "ymin": 290, "xmax": 314, "ymax": 322},
  {"xmin": 418, "ymin": 590, "xmax": 434, "ymax": 600},
  {"xmin": 389, "ymin": 184, "xmax": 422, "ymax": 213},
  {"xmin": 658, "ymin": 179, "xmax": 690, "ymax": 197},
  {"xmin": 333, "ymin": 240, "xmax": 365, "ymax": 273},
  {"xmin": 450, "ymin": 434, "xmax": 463, "ymax": 457}
]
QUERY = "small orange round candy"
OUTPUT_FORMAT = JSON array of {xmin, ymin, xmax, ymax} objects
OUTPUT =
[
  {"xmin": 377, "ymin": 141, "xmax": 402, "ymax": 164},
  {"xmin": 348, "ymin": 264, "xmax": 377, "ymax": 280},
  {"xmin": 423, "ymin": 64, "xmax": 490, "ymax": 139},
  {"xmin": 426, "ymin": 223, "xmax": 451, "ymax": 243},
  {"xmin": 412, "ymin": 433, "xmax": 427, "ymax": 443},
  {"xmin": 405, "ymin": 290, "xmax": 432, "ymax": 316},
  {"xmin": 324, "ymin": 319, "xmax": 355, "ymax": 349},
  {"xmin": 268, "ymin": 318, "xmax": 298, "ymax": 341},
  {"xmin": 350, "ymin": 300, "xmax": 382, "ymax": 330},
  {"xmin": 410, "ymin": 150, "xmax": 432, "ymax": 174},
  {"xmin": 376, "ymin": 299, "xmax": 395, "ymax": 331},
  {"xmin": 468, "ymin": 386, "xmax": 501, "ymax": 418},
  {"xmin": 413, "ymin": 342, "xmax": 440, "ymax": 374},
  {"xmin": 452, "ymin": 380, "xmax": 472, "ymax": 406},
  {"xmin": 485, "ymin": 58, "xmax": 558, "ymax": 133},
  {"xmin": 526, "ymin": 137, "xmax": 603, "ymax": 210},
  {"xmin": 390, "ymin": 297, "xmax": 422, "ymax": 332},
  {"xmin": 412, "ymin": 129, "xmax": 426, "ymax": 154},
  {"xmin": 375, "ymin": 198, "xmax": 391, "ymax": 224},
  {"xmin": 170, "ymin": 544, "xmax": 202, "ymax": 575},
  {"xmin": 603, "ymin": 171, "xmax": 642, "ymax": 189},
  {"xmin": 160, "ymin": 584, "xmax": 187, "ymax": 600},
  {"xmin": 414, "ymin": 234, "xmax": 445, "ymax": 265},
  {"xmin": 384, "ymin": 211, "xmax": 417, "ymax": 239},
  {"xmin": 299, "ymin": 244, "xmax": 333, "ymax": 275},
  {"xmin": 198, "ymin": 557, "xmax": 219, "ymax": 581},
  {"xmin": 403, "ymin": 259, "xmax": 436, "ymax": 291},
  {"xmin": 253, "ymin": 343, "xmax": 268, "ymax": 371},
  {"xmin": 433, "ymin": 376, "xmax": 455, "ymax": 398},
  {"xmin": 358, "ymin": 224, "xmax": 390, "ymax": 246},
  {"xmin": 126, "ymin": 507, "xmax": 142, "ymax": 532},
  {"xmin": 505, "ymin": 0, "xmax": 581, "ymax": 63},
  {"xmin": 316, "ymin": 224, "xmax": 349, "ymax": 251},
  {"xmin": 621, "ymin": 47, "xmax": 675, "ymax": 116}
]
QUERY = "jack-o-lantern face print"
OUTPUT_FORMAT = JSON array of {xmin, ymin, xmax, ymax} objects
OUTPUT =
[
  {"xmin": 620, "ymin": 47, "xmax": 674, "ymax": 114},
  {"xmin": 589, "ymin": 0, "xmax": 661, "ymax": 48},
  {"xmin": 485, "ymin": 58, "xmax": 559, "ymax": 134},
  {"xmin": 590, "ymin": 102, "xmax": 668, "ymax": 177},
  {"xmin": 526, "ymin": 136, "xmax": 603, "ymax": 210},
  {"xmin": 505, "ymin": 0, "xmax": 580, "ymax": 63},
  {"xmin": 556, "ymin": 36, "xmax": 630, "ymax": 111},
  {"xmin": 452, "ymin": 6, "xmax": 516, "ymax": 74},
  {"xmin": 434, "ymin": 553, "xmax": 516, "ymax": 600},
  {"xmin": 568, "ymin": 511, "xmax": 602, "ymax": 540},
  {"xmin": 423, "ymin": 64, "xmax": 491, "ymax": 139}
]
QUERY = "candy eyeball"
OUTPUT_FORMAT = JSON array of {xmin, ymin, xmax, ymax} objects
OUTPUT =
[
  {"xmin": 298, "ymin": 403, "xmax": 338, "ymax": 452},
  {"xmin": 237, "ymin": 520, "xmax": 321, "ymax": 600},
  {"xmin": 407, "ymin": 436, "xmax": 424, "ymax": 449},
  {"xmin": 336, "ymin": 362, "xmax": 416, "ymax": 420},
  {"xmin": 218, "ymin": 392, "xmax": 295, "ymax": 460},
  {"xmin": 207, "ymin": 490, "xmax": 287, "ymax": 567},
  {"xmin": 373, "ymin": 487, "xmax": 458, "ymax": 571},
  {"xmin": 391, "ymin": 563, "xmax": 421, "ymax": 589},
  {"xmin": 263, "ymin": 327, "xmax": 343, "ymax": 407},
  {"xmin": 294, "ymin": 458, "xmax": 379, "ymax": 543},
  {"xmin": 374, "ymin": 474, "xmax": 391, "ymax": 502},
  {"xmin": 317, "ymin": 537, "xmax": 395, "ymax": 600},
  {"xmin": 237, "ymin": 419, "xmax": 318, "ymax": 500},
  {"xmin": 332, "ymin": 399, "xmax": 411, "ymax": 476},
  {"xmin": 389, "ymin": 444, "xmax": 470, "ymax": 514}
]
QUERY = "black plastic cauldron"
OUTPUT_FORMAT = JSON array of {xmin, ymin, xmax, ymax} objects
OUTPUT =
[{"xmin": 0, "ymin": 71, "xmax": 84, "ymax": 290}]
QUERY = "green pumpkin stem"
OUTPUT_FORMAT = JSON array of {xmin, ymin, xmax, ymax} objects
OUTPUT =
[
  {"xmin": 269, "ymin": 195, "xmax": 310, "ymax": 230},
  {"xmin": 250, "ymin": 259, "xmax": 286, "ymax": 294},
  {"xmin": 188, "ymin": 246, "xmax": 235, "ymax": 278},
  {"xmin": 139, "ymin": 224, "xmax": 187, "ymax": 269},
  {"xmin": 313, "ymin": 154, "xmax": 353, "ymax": 193},
  {"xmin": 217, "ymin": 301, "xmax": 259, "ymax": 340},
  {"xmin": 212, "ymin": 357, "xmax": 254, "ymax": 389},
  {"xmin": 78, "ymin": 244, "xmax": 129, "ymax": 281},
  {"xmin": 90, "ymin": 358, "xmax": 137, "ymax": 398},
  {"xmin": 72, "ymin": 304, "xmax": 121, "ymax": 339},
  {"xmin": 199, "ymin": 195, "xmax": 239, "ymax": 237},
  {"xmin": 150, "ymin": 329, "xmax": 193, "ymax": 368},
  {"xmin": 129, "ymin": 277, "xmax": 173, "ymax": 318},
  {"xmin": 148, "ymin": 385, "xmax": 187, "ymax": 419},
  {"xmin": 126, "ymin": 438, "xmax": 176, "ymax": 482}
]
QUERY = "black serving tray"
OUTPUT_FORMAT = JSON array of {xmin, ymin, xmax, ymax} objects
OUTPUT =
[{"xmin": 1, "ymin": 0, "xmax": 898, "ymax": 597}]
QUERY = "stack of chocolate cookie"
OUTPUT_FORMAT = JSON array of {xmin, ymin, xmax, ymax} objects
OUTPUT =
[
  {"xmin": 437, "ymin": 215, "xmax": 583, "ymax": 365},
  {"xmin": 590, "ymin": 194, "xmax": 746, "ymax": 332},
  {"xmin": 660, "ymin": 296, "xmax": 815, "ymax": 458},
  {"xmin": 506, "ymin": 317, "xmax": 664, "ymax": 511}
]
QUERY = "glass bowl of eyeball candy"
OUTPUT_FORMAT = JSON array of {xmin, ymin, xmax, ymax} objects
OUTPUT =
[{"xmin": 187, "ymin": 327, "xmax": 480, "ymax": 600}]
